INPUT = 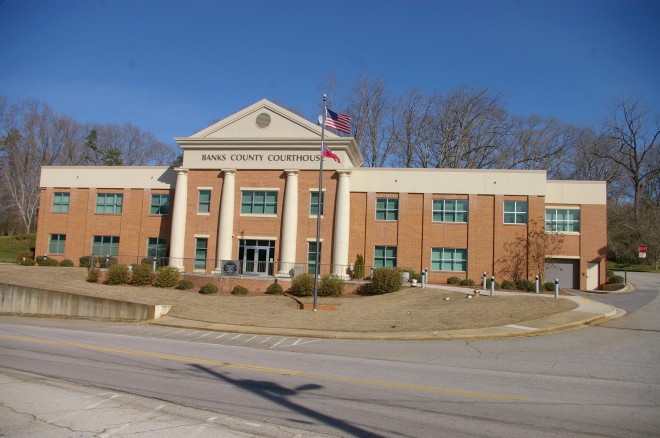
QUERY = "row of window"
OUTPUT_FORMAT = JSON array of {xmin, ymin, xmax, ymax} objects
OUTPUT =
[
  {"xmin": 48, "ymin": 234, "xmax": 167, "ymax": 257},
  {"xmin": 52, "ymin": 192, "xmax": 579, "ymax": 232},
  {"xmin": 373, "ymin": 246, "xmax": 468, "ymax": 272}
]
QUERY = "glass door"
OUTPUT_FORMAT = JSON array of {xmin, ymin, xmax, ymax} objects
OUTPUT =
[{"xmin": 239, "ymin": 240, "xmax": 275, "ymax": 276}]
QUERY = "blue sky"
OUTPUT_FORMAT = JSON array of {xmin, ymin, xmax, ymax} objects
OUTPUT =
[{"xmin": 1, "ymin": 0, "xmax": 658, "ymax": 147}]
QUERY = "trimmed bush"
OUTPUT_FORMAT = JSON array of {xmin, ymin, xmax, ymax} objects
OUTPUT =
[
  {"xmin": 370, "ymin": 268, "xmax": 402, "ymax": 295},
  {"xmin": 36, "ymin": 256, "xmax": 59, "ymax": 266},
  {"xmin": 87, "ymin": 268, "xmax": 100, "ymax": 283},
  {"xmin": 79, "ymin": 256, "xmax": 93, "ymax": 268},
  {"xmin": 98, "ymin": 256, "xmax": 118, "ymax": 269},
  {"xmin": 131, "ymin": 264, "xmax": 155, "ymax": 286},
  {"xmin": 544, "ymin": 282, "xmax": 555, "ymax": 291},
  {"xmin": 199, "ymin": 283, "xmax": 218, "ymax": 294},
  {"xmin": 447, "ymin": 276, "xmax": 461, "ymax": 285},
  {"xmin": 606, "ymin": 269, "xmax": 615, "ymax": 278},
  {"xmin": 290, "ymin": 273, "xmax": 314, "ymax": 297},
  {"xmin": 176, "ymin": 279, "xmax": 194, "ymax": 290},
  {"xmin": 266, "ymin": 282, "xmax": 284, "ymax": 295},
  {"xmin": 501, "ymin": 280, "xmax": 516, "ymax": 290},
  {"xmin": 608, "ymin": 275, "xmax": 624, "ymax": 284},
  {"xmin": 352, "ymin": 254, "xmax": 365, "ymax": 279},
  {"xmin": 59, "ymin": 259, "xmax": 74, "ymax": 267},
  {"xmin": 515, "ymin": 279, "xmax": 535, "ymax": 292},
  {"xmin": 106, "ymin": 264, "xmax": 129, "ymax": 285},
  {"xmin": 459, "ymin": 279, "xmax": 475, "ymax": 287},
  {"xmin": 16, "ymin": 250, "xmax": 34, "ymax": 266},
  {"xmin": 153, "ymin": 266, "xmax": 180, "ymax": 288},
  {"xmin": 319, "ymin": 275, "xmax": 344, "ymax": 297},
  {"xmin": 231, "ymin": 285, "xmax": 249, "ymax": 295}
]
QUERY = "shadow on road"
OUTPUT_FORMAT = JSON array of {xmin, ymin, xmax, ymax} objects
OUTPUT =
[{"xmin": 190, "ymin": 363, "xmax": 386, "ymax": 437}]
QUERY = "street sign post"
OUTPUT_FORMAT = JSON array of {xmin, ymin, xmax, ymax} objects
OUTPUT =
[{"xmin": 639, "ymin": 244, "xmax": 647, "ymax": 259}]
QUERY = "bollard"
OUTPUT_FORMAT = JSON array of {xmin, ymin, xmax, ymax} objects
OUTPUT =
[
  {"xmin": 421, "ymin": 269, "xmax": 426, "ymax": 288},
  {"xmin": 554, "ymin": 278, "xmax": 559, "ymax": 299},
  {"xmin": 490, "ymin": 275, "xmax": 495, "ymax": 297},
  {"xmin": 482, "ymin": 272, "xmax": 487, "ymax": 291},
  {"xmin": 153, "ymin": 257, "xmax": 157, "ymax": 272},
  {"xmin": 535, "ymin": 275, "xmax": 539, "ymax": 294},
  {"xmin": 370, "ymin": 267, "xmax": 374, "ymax": 281}
]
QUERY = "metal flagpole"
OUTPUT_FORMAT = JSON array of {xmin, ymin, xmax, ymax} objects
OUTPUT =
[{"xmin": 313, "ymin": 95, "xmax": 327, "ymax": 311}]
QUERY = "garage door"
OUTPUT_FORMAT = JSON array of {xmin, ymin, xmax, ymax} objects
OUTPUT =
[{"xmin": 545, "ymin": 259, "xmax": 579, "ymax": 289}]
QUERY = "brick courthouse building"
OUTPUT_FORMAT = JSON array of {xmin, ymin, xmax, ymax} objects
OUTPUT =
[{"xmin": 35, "ymin": 99, "xmax": 607, "ymax": 290}]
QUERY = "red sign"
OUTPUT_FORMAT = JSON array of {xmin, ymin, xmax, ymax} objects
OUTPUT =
[{"xmin": 639, "ymin": 244, "xmax": 647, "ymax": 253}]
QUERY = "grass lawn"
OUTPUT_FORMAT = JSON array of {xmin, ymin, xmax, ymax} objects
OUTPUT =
[
  {"xmin": 608, "ymin": 262, "xmax": 659, "ymax": 273},
  {"xmin": 0, "ymin": 234, "xmax": 35, "ymax": 263}
]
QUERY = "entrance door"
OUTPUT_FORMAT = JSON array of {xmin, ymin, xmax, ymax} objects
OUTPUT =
[
  {"xmin": 586, "ymin": 262, "xmax": 599, "ymax": 290},
  {"xmin": 239, "ymin": 239, "xmax": 274, "ymax": 276}
]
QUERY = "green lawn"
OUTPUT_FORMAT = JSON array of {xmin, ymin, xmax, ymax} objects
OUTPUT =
[
  {"xmin": 0, "ymin": 234, "xmax": 35, "ymax": 263},
  {"xmin": 608, "ymin": 262, "xmax": 659, "ymax": 273}
]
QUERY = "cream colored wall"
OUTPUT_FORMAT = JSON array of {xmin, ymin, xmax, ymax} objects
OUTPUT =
[
  {"xmin": 40, "ymin": 166, "xmax": 176, "ymax": 189},
  {"xmin": 546, "ymin": 181, "xmax": 607, "ymax": 205},
  {"xmin": 350, "ymin": 168, "xmax": 547, "ymax": 196}
]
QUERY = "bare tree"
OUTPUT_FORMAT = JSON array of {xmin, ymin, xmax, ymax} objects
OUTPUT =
[
  {"xmin": 601, "ymin": 96, "xmax": 659, "ymax": 221},
  {"xmin": 389, "ymin": 87, "xmax": 434, "ymax": 168},
  {"xmin": 346, "ymin": 73, "xmax": 393, "ymax": 167}
]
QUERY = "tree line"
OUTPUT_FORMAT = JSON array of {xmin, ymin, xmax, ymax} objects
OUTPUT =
[{"xmin": 0, "ymin": 96, "xmax": 178, "ymax": 234}]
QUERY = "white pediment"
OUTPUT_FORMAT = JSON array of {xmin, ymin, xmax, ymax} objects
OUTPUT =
[{"xmin": 187, "ymin": 99, "xmax": 339, "ymax": 141}]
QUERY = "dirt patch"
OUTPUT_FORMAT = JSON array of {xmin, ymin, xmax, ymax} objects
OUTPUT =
[{"xmin": 0, "ymin": 265, "xmax": 577, "ymax": 332}]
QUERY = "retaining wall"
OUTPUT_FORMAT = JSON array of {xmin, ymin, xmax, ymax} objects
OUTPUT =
[{"xmin": 0, "ymin": 283, "xmax": 171, "ymax": 321}]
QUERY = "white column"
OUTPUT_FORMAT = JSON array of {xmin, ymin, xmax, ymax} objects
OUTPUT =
[
  {"xmin": 278, "ymin": 170, "xmax": 299, "ymax": 276},
  {"xmin": 333, "ymin": 169, "xmax": 351, "ymax": 278},
  {"xmin": 216, "ymin": 169, "xmax": 236, "ymax": 270},
  {"xmin": 168, "ymin": 168, "xmax": 188, "ymax": 271}
]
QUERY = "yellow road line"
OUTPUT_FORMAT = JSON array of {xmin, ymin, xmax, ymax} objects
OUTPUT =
[{"xmin": 0, "ymin": 334, "xmax": 524, "ymax": 402}]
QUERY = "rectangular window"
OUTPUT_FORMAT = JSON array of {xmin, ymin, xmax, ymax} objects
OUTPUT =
[
  {"xmin": 52, "ymin": 192, "xmax": 70, "ymax": 213},
  {"xmin": 374, "ymin": 246, "xmax": 397, "ymax": 268},
  {"xmin": 195, "ymin": 238, "xmax": 208, "ymax": 270},
  {"xmin": 150, "ymin": 194, "xmax": 169, "ymax": 215},
  {"xmin": 432, "ymin": 199, "xmax": 468, "ymax": 223},
  {"xmin": 546, "ymin": 208, "xmax": 580, "ymax": 232},
  {"xmin": 48, "ymin": 234, "xmax": 66, "ymax": 254},
  {"xmin": 376, "ymin": 198, "xmax": 399, "ymax": 221},
  {"xmin": 307, "ymin": 241, "xmax": 322, "ymax": 274},
  {"xmin": 431, "ymin": 248, "xmax": 467, "ymax": 272},
  {"xmin": 96, "ymin": 193, "xmax": 123, "ymax": 214},
  {"xmin": 504, "ymin": 201, "xmax": 527, "ymax": 224},
  {"xmin": 147, "ymin": 237, "xmax": 168, "ymax": 258},
  {"xmin": 310, "ymin": 191, "xmax": 325, "ymax": 216},
  {"xmin": 91, "ymin": 236, "xmax": 119, "ymax": 256},
  {"xmin": 241, "ymin": 191, "xmax": 277, "ymax": 215},
  {"xmin": 198, "ymin": 190, "xmax": 211, "ymax": 214}
]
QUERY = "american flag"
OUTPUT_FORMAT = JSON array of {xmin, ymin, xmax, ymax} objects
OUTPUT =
[
  {"xmin": 325, "ymin": 108, "xmax": 351, "ymax": 135},
  {"xmin": 322, "ymin": 143, "xmax": 341, "ymax": 163}
]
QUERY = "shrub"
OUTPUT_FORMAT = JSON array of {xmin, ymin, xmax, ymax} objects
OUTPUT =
[
  {"xmin": 199, "ymin": 283, "xmax": 218, "ymax": 294},
  {"xmin": 370, "ymin": 268, "xmax": 402, "ymax": 295},
  {"xmin": 447, "ymin": 277, "xmax": 461, "ymax": 285},
  {"xmin": 131, "ymin": 264, "xmax": 155, "ymax": 286},
  {"xmin": 501, "ymin": 280, "xmax": 516, "ymax": 290},
  {"xmin": 515, "ymin": 279, "xmax": 535, "ymax": 292},
  {"xmin": 106, "ymin": 264, "xmax": 129, "ymax": 285},
  {"xmin": 176, "ymin": 279, "xmax": 195, "ymax": 290},
  {"xmin": 231, "ymin": 285, "xmax": 249, "ymax": 295},
  {"xmin": 266, "ymin": 282, "xmax": 284, "ymax": 295},
  {"xmin": 319, "ymin": 275, "xmax": 344, "ymax": 297},
  {"xmin": 352, "ymin": 254, "xmax": 365, "ymax": 279},
  {"xmin": 152, "ymin": 266, "xmax": 180, "ymax": 288},
  {"xmin": 36, "ymin": 256, "xmax": 59, "ymax": 267},
  {"xmin": 141, "ymin": 257, "xmax": 165, "ymax": 268},
  {"xmin": 59, "ymin": 259, "xmax": 74, "ymax": 267},
  {"xmin": 606, "ymin": 269, "xmax": 614, "ymax": 278},
  {"xmin": 544, "ymin": 282, "xmax": 555, "ymax": 291},
  {"xmin": 608, "ymin": 275, "xmax": 624, "ymax": 284},
  {"xmin": 98, "ymin": 256, "xmax": 118, "ymax": 269},
  {"xmin": 16, "ymin": 250, "xmax": 34, "ymax": 266},
  {"xmin": 87, "ymin": 268, "xmax": 100, "ymax": 283},
  {"xmin": 290, "ymin": 273, "xmax": 314, "ymax": 297},
  {"xmin": 79, "ymin": 256, "xmax": 93, "ymax": 268},
  {"xmin": 459, "ymin": 279, "xmax": 475, "ymax": 287}
]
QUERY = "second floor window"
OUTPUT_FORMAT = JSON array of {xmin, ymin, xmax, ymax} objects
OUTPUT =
[
  {"xmin": 241, "ymin": 191, "xmax": 277, "ymax": 215},
  {"xmin": 310, "ymin": 191, "xmax": 324, "ymax": 216},
  {"xmin": 376, "ymin": 198, "xmax": 398, "ymax": 221},
  {"xmin": 150, "ymin": 194, "xmax": 169, "ymax": 215},
  {"xmin": 546, "ymin": 208, "xmax": 580, "ymax": 232},
  {"xmin": 504, "ymin": 201, "xmax": 527, "ymax": 224},
  {"xmin": 198, "ymin": 190, "xmax": 211, "ymax": 213},
  {"xmin": 96, "ymin": 193, "xmax": 123, "ymax": 214},
  {"xmin": 53, "ymin": 192, "xmax": 70, "ymax": 213},
  {"xmin": 433, "ymin": 199, "xmax": 468, "ymax": 223}
]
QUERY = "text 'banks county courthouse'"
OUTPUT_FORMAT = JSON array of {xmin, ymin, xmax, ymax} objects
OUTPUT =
[{"xmin": 35, "ymin": 99, "xmax": 608, "ymax": 290}]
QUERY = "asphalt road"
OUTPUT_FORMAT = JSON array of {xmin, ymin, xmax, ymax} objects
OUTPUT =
[{"xmin": 0, "ymin": 272, "xmax": 658, "ymax": 437}]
